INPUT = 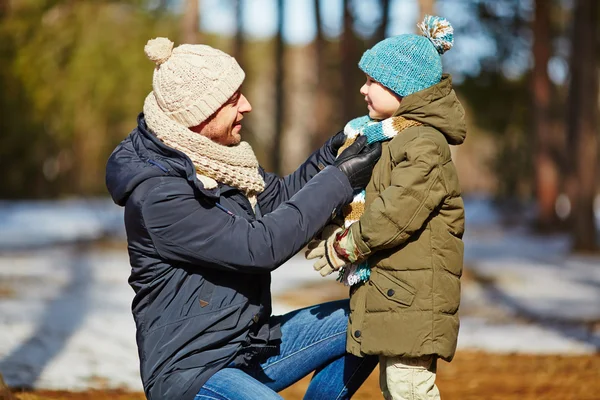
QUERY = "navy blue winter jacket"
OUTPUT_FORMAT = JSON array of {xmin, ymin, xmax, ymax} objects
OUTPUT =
[{"xmin": 105, "ymin": 115, "xmax": 353, "ymax": 400}]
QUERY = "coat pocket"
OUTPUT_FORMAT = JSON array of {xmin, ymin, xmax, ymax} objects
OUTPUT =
[
  {"xmin": 146, "ymin": 302, "xmax": 243, "ymax": 336},
  {"xmin": 142, "ymin": 302, "xmax": 244, "ymax": 371},
  {"xmin": 367, "ymin": 270, "xmax": 416, "ymax": 311},
  {"xmin": 204, "ymin": 302, "xmax": 244, "ymax": 332}
]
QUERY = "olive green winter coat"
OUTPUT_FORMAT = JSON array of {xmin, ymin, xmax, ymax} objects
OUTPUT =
[{"xmin": 347, "ymin": 74, "xmax": 466, "ymax": 362}]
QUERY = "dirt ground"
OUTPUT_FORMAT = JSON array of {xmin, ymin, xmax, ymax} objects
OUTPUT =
[
  {"xmin": 8, "ymin": 352, "xmax": 600, "ymax": 400},
  {"xmin": 6, "ymin": 280, "xmax": 600, "ymax": 400}
]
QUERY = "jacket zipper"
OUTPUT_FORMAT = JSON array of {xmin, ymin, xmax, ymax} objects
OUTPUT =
[{"xmin": 215, "ymin": 202, "xmax": 235, "ymax": 217}]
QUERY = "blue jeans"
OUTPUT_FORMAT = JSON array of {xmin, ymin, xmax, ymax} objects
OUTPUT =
[{"xmin": 195, "ymin": 299, "xmax": 377, "ymax": 400}]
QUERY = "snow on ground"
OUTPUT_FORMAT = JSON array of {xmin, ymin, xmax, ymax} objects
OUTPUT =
[
  {"xmin": 458, "ymin": 196, "xmax": 600, "ymax": 353},
  {"xmin": 0, "ymin": 198, "xmax": 125, "ymax": 251},
  {"xmin": 0, "ymin": 197, "xmax": 598, "ymax": 390},
  {"xmin": 0, "ymin": 248, "xmax": 141, "ymax": 390}
]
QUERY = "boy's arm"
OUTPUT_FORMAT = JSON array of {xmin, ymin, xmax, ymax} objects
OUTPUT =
[{"xmin": 341, "ymin": 136, "xmax": 447, "ymax": 263}]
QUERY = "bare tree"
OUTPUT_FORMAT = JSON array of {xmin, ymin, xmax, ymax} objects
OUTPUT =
[
  {"xmin": 181, "ymin": 0, "xmax": 199, "ymax": 43},
  {"xmin": 272, "ymin": 0, "xmax": 285, "ymax": 174},
  {"xmin": 532, "ymin": 0, "xmax": 561, "ymax": 230},
  {"xmin": 155, "ymin": 0, "xmax": 170, "ymax": 10},
  {"xmin": 340, "ymin": 0, "xmax": 357, "ymax": 123},
  {"xmin": 0, "ymin": 0, "xmax": 8, "ymax": 18},
  {"xmin": 418, "ymin": 0, "xmax": 435, "ymax": 23},
  {"xmin": 233, "ymin": 0, "xmax": 244, "ymax": 67},
  {"xmin": 311, "ymin": 0, "xmax": 332, "ymax": 150},
  {"xmin": 566, "ymin": 0, "xmax": 599, "ymax": 251},
  {"xmin": 373, "ymin": 0, "xmax": 391, "ymax": 45}
]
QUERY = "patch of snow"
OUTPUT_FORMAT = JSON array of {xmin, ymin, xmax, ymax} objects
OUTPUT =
[
  {"xmin": 0, "ymin": 198, "xmax": 124, "ymax": 250},
  {"xmin": 469, "ymin": 258, "xmax": 600, "ymax": 322},
  {"xmin": 458, "ymin": 317, "xmax": 600, "ymax": 354},
  {"xmin": 0, "ymin": 197, "xmax": 599, "ymax": 391},
  {"xmin": 0, "ymin": 249, "xmax": 139, "ymax": 390}
]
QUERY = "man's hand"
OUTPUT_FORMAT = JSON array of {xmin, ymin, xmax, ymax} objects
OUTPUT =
[
  {"xmin": 334, "ymin": 136, "xmax": 382, "ymax": 191},
  {"xmin": 327, "ymin": 130, "xmax": 346, "ymax": 157},
  {"xmin": 305, "ymin": 225, "xmax": 347, "ymax": 277}
]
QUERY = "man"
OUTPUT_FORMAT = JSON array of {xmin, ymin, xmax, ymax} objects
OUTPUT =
[{"xmin": 105, "ymin": 37, "xmax": 381, "ymax": 400}]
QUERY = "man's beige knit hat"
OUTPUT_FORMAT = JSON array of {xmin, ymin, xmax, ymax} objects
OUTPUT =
[{"xmin": 144, "ymin": 37, "xmax": 245, "ymax": 127}]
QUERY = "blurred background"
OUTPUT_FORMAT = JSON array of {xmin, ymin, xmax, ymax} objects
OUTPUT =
[
  {"xmin": 0, "ymin": 0, "xmax": 599, "ymax": 399},
  {"xmin": 0, "ymin": 0, "xmax": 599, "ymax": 246}
]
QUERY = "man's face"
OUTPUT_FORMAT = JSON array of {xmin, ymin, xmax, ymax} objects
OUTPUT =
[
  {"xmin": 359, "ymin": 75, "xmax": 401, "ymax": 120},
  {"xmin": 191, "ymin": 90, "xmax": 252, "ymax": 146}
]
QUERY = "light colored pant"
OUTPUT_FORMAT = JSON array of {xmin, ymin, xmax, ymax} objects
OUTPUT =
[{"xmin": 380, "ymin": 355, "xmax": 441, "ymax": 400}]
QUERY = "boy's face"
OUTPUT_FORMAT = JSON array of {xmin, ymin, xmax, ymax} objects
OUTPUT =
[{"xmin": 360, "ymin": 75, "xmax": 401, "ymax": 120}]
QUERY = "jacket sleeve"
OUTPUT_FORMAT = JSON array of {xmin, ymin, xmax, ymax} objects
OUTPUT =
[
  {"xmin": 258, "ymin": 137, "xmax": 338, "ymax": 214},
  {"xmin": 349, "ymin": 137, "xmax": 446, "ymax": 258},
  {"xmin": 142, "ymin": 166, "xmax": 352, "ymax": 274}
]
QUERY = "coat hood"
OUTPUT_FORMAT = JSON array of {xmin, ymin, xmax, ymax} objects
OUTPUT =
[
  {"xmin": 394, "ymin": 74, "xmax": 467, "ymax": 145},
  {"xmin": 105, "ymin": 114, "xmax": 219, "ymax": 206}
]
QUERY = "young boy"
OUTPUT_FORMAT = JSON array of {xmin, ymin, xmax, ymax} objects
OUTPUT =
[{"xmin": 307, "ymin": 15, "xmax": 466, "ymax": 399}]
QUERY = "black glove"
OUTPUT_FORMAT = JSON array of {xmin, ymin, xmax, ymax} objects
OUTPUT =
[
  {"xmin": 334, "ymin": 136, "xmax": 382, "ymax": 190},
  {"xmin": 326, "ymin": 130, "xmax": 346, "ymax": 157}
]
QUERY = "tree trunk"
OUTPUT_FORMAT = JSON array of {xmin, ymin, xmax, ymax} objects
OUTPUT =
[
  {"xmin": 417, "ymin": 0, "xmax": 435, "ymax": 24},
  {"xmin": 566, "ymin": 0, "xmax": 599, "ymax": 251},
  {"xmin": 311, "ymin": 0, "xmax": 332, "ymax": 150},
  {"xmin": 340, "ymin": 0, "xmax": 356, "ymax": 123},
  {"xmin": 272, "ymin": 0, "xmax": 285, "ymax": 175},
  {"xmin": 532, "ymin": 0, "xmax": 561, "ymax": 230},
  {"xmin": 373, "ymin": 0, "xmax": 390, "ymax": 44},
  {"xmin": 156, "ymin": 0, "xmax": 170, "ymax": 11},
  {"xmin": 181, "ymin": 0, "xmax": 199, "ymax": 43},
  {"xmin": 233, "ymin": 0, "xmax": 244, "ymax": 68},
  {"xmin": 0, "ymin": 0, "xmax": 9, "ymax": 19}
]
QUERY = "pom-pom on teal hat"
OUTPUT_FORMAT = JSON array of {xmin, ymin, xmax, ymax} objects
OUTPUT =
[{"xmin": 359, "ymin": 15, "xmax": 454, "ymax": 97}]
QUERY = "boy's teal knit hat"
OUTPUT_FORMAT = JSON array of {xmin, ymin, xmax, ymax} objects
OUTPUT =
[{"xmin": 359, "ymin": 15, "xmax": 454, "ymax": 97}]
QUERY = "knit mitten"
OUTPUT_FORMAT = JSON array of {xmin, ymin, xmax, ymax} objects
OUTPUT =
[
  {"xmin": 332, "ymin": 227, "xmax": 364, "ymax": 264},
  {"xmin": 317, "ymin": 220, "xmax": 344, "ymax": 240},
  {"xmin": 333, "ymin": 226, "xmax": 373, "ymax": 286},
  {"xmin": 305, "ymin": 226, "xmax": 347, "ymax": 277}
]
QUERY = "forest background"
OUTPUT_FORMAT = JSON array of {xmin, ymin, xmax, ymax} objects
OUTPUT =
[{"xmin": 0, "ymin": 0, "xmax": 598, "ymax": 252}]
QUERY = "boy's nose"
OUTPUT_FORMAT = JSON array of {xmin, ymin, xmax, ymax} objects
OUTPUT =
[{"xmin": 359, "ymin": 83, "xmax": 368, "ymax": 96}]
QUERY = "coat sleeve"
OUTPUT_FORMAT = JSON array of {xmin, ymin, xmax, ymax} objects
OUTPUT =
[
  {"xmin": 349, "ymin": 137, "xmax": 447, "ymax": 258},
  {"xmin": 142, "ymin": 166, "xmax": 351, "ymax": 274},
  {"xmin": 258, "ymin": 137, "xmax": 338, "ymax": 214}
]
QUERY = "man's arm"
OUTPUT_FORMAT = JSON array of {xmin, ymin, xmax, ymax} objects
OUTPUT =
[
  {"xmin": 141, "ymin": 166, "xmax": 353, "ymax": 273},
  {"xmin": 258, "ymin": 131, "xmax": 345, "ymax": 213}
]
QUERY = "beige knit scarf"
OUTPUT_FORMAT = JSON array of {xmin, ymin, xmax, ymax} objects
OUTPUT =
[{"xmin": 143, "ymin": 93, "xmax": 265, "ymax": 206}]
